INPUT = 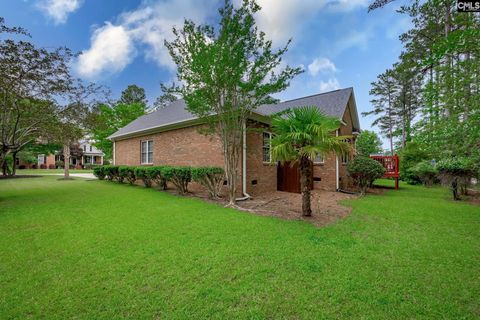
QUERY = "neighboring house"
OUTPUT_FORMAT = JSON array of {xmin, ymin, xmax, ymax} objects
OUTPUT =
[
  {"xmin": 22, "ymin": 139, "xmax": 105, "ymax": 169},
  {"xmin": 109, "ymin": 88, "xmax": 360, "ymax": 195}
]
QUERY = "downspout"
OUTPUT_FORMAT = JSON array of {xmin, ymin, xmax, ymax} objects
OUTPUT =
[
  {"xmin": 335, "ymin": 129, "xmax": 339, "ymax": 191},
  {"xmin": 236, "ymin": 121, "xmax": 251, "ymax": 201},
  {"xmin": 113, "ymin": 140, "xmax": 116, "ymax": 165}
]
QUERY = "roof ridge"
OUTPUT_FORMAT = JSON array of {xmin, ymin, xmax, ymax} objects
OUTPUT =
[{"xmin": 277, "ymin": 87, "xmax": 352, "ymax": 104}]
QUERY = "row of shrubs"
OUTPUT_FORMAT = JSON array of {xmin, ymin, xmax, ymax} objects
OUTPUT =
[{"xmin": 93, "ymin": 165, "xmax": 225, "ymax": 198}]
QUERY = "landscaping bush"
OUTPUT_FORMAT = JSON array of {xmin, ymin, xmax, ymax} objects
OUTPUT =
[
  {"xmin": 161, "ymin": 166, "xmax": 191, "ymax": 194},
  {"xmin": 93, "ymin": 166, "xmax": 106, "ymax": 180},
  {"xmin": 119, "ymin": 166, "xmax": 136, "ymax": 185},
  {"xmin": 191, "ymin": 167, "xmax": 225, "ymax": 198},
  {"xmin": 55, "ymin": 161, "xmax": 64, "ymax": 169},
  {"xmin": 103, "ymin": 165, "xmax": 119, "ymax": 181},
  {"xmin": 134, "ymin": 167, "xmax": 152, "ymax": 187},
  {"xmin": 437, "ymin": 157, "xmax": 478, "ymax": 200},
  {"xmin": 410, "ymin": 161, "xmax": 437, "ymax": 187},
  {"xmin": 48, "ymin": 164, "xmax": 56, "ymax": 169},
  {"xmin": 40, "ymin": 164, "xmax": 47, "ymax": 169},
  {"xmin": 347, "ymin": 156, "xmax": 386, "ymax": 195},
  {"xmin": 146, "ymin": 166, "xmax": 167, "ymax": 190}
]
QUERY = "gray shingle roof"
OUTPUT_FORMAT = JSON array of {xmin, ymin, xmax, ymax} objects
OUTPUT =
[{"xmin": 109, "ymin": 87, "xmax": 356, "ymax": 140}]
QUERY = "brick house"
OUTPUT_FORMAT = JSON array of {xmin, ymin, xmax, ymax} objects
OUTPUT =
[{"xmin": 109, "ymin": 88, "xmax": 360, "ymax": 195}]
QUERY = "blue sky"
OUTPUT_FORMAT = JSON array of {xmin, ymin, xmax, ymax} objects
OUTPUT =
[{"xmin": 0, "ymin": 0, "xmax": 411, "ymax": 144}]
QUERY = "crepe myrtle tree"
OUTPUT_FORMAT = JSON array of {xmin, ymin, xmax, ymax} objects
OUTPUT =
[
  {"xmin": 271, "ymin": 107, "xmax": 351, "ymax": 217},
  {"xmin": 162, "ymin": 0, "xmax": 302, "ymax": 206}
]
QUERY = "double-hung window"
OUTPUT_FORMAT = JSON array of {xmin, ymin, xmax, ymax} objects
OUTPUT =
[
  {"xmin": 141, "ymin": 140, "xmax": 153, "ymax": 164},
  {"xmin": 314, "ymin": 154, "xmax": 325, "ymax": 164},
  {"xmin": 262, "ymin": 132, "xmax": 272, "ymax": 163}
]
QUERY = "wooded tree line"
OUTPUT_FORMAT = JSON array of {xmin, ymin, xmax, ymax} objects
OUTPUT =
[{"xmin": 365, "ymin": 0, "xmax": 480, "ymax": 163}]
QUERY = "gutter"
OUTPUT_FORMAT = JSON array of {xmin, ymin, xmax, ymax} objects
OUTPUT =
[
  {"xmin": 236, "ymin": 121, "xmax": 251, "ymax": 202},
  {"xmin": 336, "ymin": 129, "xmax": 340, "ymax": 191}
]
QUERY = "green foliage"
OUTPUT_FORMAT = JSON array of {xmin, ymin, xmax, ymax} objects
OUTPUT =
[
  {"xmin": 103, "ymin": 165, "xmax": 119, "ymax": 181},
  {"xmin": 160, "ymin": 166, "xmax": 191, "ymax": 194},
  {"xmin": 347, "ymin": 156, "xmax": 386, "ymax": 195},
  {"xmin": 119, "ymin": 84, "xmax": 147, "ymax": 107},
  {"xmin": 118, "ymin": 166, "xmax": 136, "ymax": 185},
  {"xmin": 355, "ymin": 130, "xmax": 383, "ymax": 156},
  {"xmin": 163, "ymin": 0, "xmax": 302, "ymax": 204},
  {"xmin": 134, "ymin": 167, "xmax": 152, "ymax": 187},
  {"xmin": 271, "ymin": 106, "xmax": 350, "ymax": 216},
  {"xmin": 93, "ymin": 166, "xmax": 106, "ymax": 180},
  {"xmin": 410, "ymin": 161, "xmax": 437, "ymax": 187},
  {"xmin": 399, "ymin": 142, "xmax": 429, "ymax": 185},
  {"xmin": 17, "ymin": 150, "xmax": 37, "ymax": 165},
  {"xmin": 55, "ymin": 161, "xmax": 64, "ymax": 168},
  {"xmin": 191, "ymin": 167, "xmax": 225, "ymax": 198},
  {"xmin": 89, "ymin": 101, "xmax": 147, "ymax": 160},
  {"xmin": 437, "ymin": 157, "xmax": 477, "ymax": 200}
]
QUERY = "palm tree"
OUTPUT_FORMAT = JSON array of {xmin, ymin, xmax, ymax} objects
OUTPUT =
[{"xmin": 271, "ymin": 106, "xmax": 351, "ymax": 216}]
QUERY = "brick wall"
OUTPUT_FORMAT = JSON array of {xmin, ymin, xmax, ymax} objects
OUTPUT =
[
  {"xmin": 113, "ymin": 101, "xmax": 357, "ymax": 195},
  {"xmin": 114, "ymin": 125, "xmax": 225, "ymax": 167},
  {"xmin": 245, "ymin": 121, "xmax": 277, "ymax": 196}
]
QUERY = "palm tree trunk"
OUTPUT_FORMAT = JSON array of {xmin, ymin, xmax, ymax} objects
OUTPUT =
[{"xmin": 300, "ymin": 156, "xmax": 312, "ymax": 217}]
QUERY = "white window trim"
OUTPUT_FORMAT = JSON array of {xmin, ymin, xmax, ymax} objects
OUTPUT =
[
  {"xmin": 313, "ymin": 154, "xmax": 325, "ymax": 164},
  {"xmin": 262, "ymin": 131, "xmax": 272, "ymax": 163},
  {"xmin": 141, "ymin": 140, "xmax": 154, "ymax": 165}
]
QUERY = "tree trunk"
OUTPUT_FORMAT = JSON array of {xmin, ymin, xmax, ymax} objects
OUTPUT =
[
  {"xmin": 12, "ymin": 151, "xmax": 17, "ymax": 176},
  {"xmin": 63, "ymin": 144, "xmax": 70, "ymax": 179},
  {"xmin": 300, "ymin": 156, "xmax": 312, "ymax": 217}
]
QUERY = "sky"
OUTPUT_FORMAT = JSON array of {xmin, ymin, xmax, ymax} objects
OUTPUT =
[{"xmin": 0, "ymin": 0, "xmax": 411, "ymax": 145}]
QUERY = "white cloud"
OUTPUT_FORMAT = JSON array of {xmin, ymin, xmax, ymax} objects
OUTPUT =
[
  {"xmin": 76, "ymin": 23, "xmax": 135, "ymax": 79},
  {"xmin": 36, "ymin": 0, "xmax": 82, "ymax": 24},
  {"xmin": 254, "ymin": 0, "xmax": 368, "ymax": 45},
  {"xmin": 308, "ymin": 57, "xmax": 337, "ymax": 76},
  {"xmin": 319, "ymin": 78, "xmax": 340, "ymax": 92},
  {"xmin": 327, "ymin": 0, "xmax": 369, "ymax": 12},
  {"xmin": 76, "ymin": 0, "xmax": 216, "ymax": 79}
]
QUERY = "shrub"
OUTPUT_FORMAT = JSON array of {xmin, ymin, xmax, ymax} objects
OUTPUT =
[
  {"xmin": 119, "ymin": 166, "xmax": 136, "ymax": 185},
  {"xmin": 347, "ymin": 156, "xmax": 386, "ymax": 195},
  {"xmin": 103, "ymin": 165, "xmax": 119, "ymax": 181},
  {"xmin": 48, "ymin": 164, "xmax": 56, "ymax": 169},
  {"xmin": 399, "ymin": 142, "xmax": 429, "ymax": 185},
  {"xmin": 161, "ymin": 166, "xmax": 191, "ymax": 194},
  {"xmin": 93, "ymin": 166, "xmax": 106, "ymax": 180},
  {"xmin": 191, "ymin": 167, "xmax": 225, "ymax": 198},
  {"xmin": 410, "ymin": 161, "xmax": 437, "ymax": 187},
  {"xmin": 437, "ymin": 157, "xmax": 477, "ymax": 200},
  {"xmin": 145, "ymin": 166, "xmax": 167, "ymax": 190},
  {"xmin": 55, "ymin": 161, "xmax": 64, "ymax": 168},
  {"xmin": 134, "ymin": 167, "xmax": 152, "ymax": 187}
]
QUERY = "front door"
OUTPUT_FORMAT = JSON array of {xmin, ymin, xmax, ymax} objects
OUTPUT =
[{"xmin": 277, "ymin": 161, "xmax": 313, "ymax": 193}]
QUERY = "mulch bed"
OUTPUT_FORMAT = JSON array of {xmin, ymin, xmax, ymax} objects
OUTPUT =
[{"xmin": 162, "ymin": 182, "xmax": 357, "ymax": 227}]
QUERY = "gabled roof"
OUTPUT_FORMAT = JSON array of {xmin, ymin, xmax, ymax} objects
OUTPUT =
[{"xmin": 109, "ymin": 87, "xmax": 359, "ymax": 140}]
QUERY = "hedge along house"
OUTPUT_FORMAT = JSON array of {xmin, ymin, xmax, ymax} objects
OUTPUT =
[{"xmin": 109, "ymin": 87, "xmax": 360, "ymax": 196}]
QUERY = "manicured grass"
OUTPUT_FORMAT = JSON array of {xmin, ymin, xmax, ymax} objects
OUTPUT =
[
  {"xmin": 0, "ymin": 177, "xmax": 479, "ymax": 318},
  {"xmin": 16, "ymin": 168, "xmax": 93, "ymax": 174}
]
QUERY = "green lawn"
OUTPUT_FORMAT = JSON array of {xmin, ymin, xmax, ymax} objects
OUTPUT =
[
  {"xmin": 0, "ymin": 177, "xmax": 479, "ymax": 319},
  {"xmin": 16, "ymin": 168, "xmax": 93, "ymax": 174}
]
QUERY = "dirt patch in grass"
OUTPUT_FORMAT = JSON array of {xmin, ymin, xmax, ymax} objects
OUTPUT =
[
  {"xmin": 237, "ymin": 190, "xmax": 357, "ymax": 227},
  {"xmin": 165, "ymin": 182, "xmax": 357, "ymax": 227}
]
